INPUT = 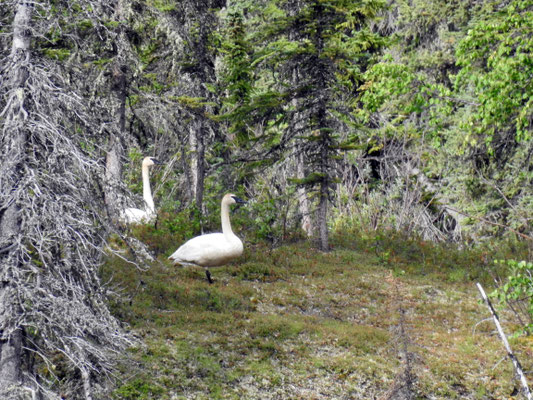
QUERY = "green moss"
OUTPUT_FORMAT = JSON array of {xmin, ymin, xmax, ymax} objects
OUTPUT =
[
  {"xmin": 148, "ymin": 0, "xmax": 177, "ymax": 12},
  {"xmin": 314, "ymin": 320, "xmax": 389, "ymax": 353},
  {"xmin": 113, "ymin": 378, "xmax": 165, "ymax": 400},
  {"xmin": 232, "ymin": 261, "xmax": 284, "ymax": 282},
  {"xmin": 102, "ymin": 229, "xmax": 529, "ymax": 399},
  {"xmin": 92, "ymin": 58, "xmax": 112, "ymax": 68},
  {"xmin": 77, "ymin": 19, "xmax": 93, "ymax": 30},
  {"xmin": 249, "ymin": 314, "xmax": 305, "ymax": 340},
  {"xmin": 43, "ymin": 48, "xmax": 70, "ymax": 61}
]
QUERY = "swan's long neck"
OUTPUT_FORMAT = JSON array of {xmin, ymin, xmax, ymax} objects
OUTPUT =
[
  {"xmin": 142, "ymin": 164, "xmax": 155, "ymax": 214},
  {"xmin": 220, "ymin": 200, "xmax": 234, "ymax": 237}
]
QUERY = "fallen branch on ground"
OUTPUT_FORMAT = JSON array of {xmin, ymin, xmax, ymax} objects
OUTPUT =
[{"xmin": 476, "ymin": 283, "xmax": 532, "ymax": 400}]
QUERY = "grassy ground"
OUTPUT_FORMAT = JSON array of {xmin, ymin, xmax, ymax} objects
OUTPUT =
[{"xmin": 101, "ymin": 232, "xmax": 532, "ymax": 399}]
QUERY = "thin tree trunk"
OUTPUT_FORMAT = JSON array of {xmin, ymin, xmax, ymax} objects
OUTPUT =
[
  {"xmin": 189, "ymin": 121, "xmax": 198, "ymax": 201},
  {"xmin": 195, "ymin": 122, "xmax": 205, "ymax": 215},
  {"xmin": 81, "ymin": 367, "xmax": 93, "ymax": 400},
  {"xmin": 317, "ymin": 107, "xmax": 330, "ymax": 251},
  {"xmin": 105, "ymin": 0, "xmax": 128, "ymax": 218},
  {"xmin": 0, "ymin": 315, "xmax": 22, "ymax": 390},
  {"xmin": 296, "ymin": 151, "xmax": 313, "ymax": 237},
  {"xmin": 0, "ymin": 0, "xmax": 32, "ymax": 393},
  {"xmin": 291, "ymin": 66, "xmax": 313, "ymax": 238},
  {"xmin": 105, "ymin": 134, "xmax": 124, "ymax": 217},
  {"xmin": 318, "ymin": 174, "xmax": 329, "ymax": 251},
  {"xmin": 314, "ymin": 14, "xmax": 330, "ymax": 252},
  {"xmin": 189, "ymin": 119, "xmax": 205, "ymax": 225}
]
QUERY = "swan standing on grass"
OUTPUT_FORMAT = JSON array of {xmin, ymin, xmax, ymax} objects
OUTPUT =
[
  {"xmin": 121, "ymin": 156, "xmax": 161, "ymax": 224},
  {"xmin": 168, "ymin": 193, "xmax": 247, "ymax": 283}
]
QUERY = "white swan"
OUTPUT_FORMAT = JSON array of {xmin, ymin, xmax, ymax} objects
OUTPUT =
[
  {"xmin": 168, "ymin": 193, "xmax": 246, "ymax": 283},
  {"xmin": 121, "ymin": 156, "xmax": 161, "ymax": 224}
]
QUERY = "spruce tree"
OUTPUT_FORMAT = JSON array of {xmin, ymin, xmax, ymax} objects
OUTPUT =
[{"xmin": 241, "ymin": 0, "xmax": 386, "ymax": 250}]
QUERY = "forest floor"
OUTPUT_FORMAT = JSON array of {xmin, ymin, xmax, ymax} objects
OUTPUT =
[{"xmin": 102, "ymin": 232, "xmax": 532, "ymax": 400}]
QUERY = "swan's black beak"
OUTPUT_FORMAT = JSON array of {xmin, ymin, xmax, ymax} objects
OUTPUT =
[
  {"xmin": 232, "ymin": 196, "xmax": 247, "ymax": 204},
  {"xmin": 151, "ymin": 158, "xmax": 163, "ymax": 165},
  {"xmin": 231, "ymin": 196, "xmax": 247, "ymax": 213}
]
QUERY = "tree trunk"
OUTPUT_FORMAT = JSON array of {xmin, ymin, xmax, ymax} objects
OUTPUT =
[
  {"xmin": 291, "ymin": 65, "xmax": 314, "ymax": 238},
  {"xmin": 296, "ymin": 151, "xmax": 313, "ymax": 237},
  {"xmin": 318, "ymin": 121, "xmax": 332, "ymax": 250},
  {"xmin": 314, "ymin": 12, "xmax": 330, "ymax": 252},
  {"xmin": 0, "ymin": 0, "xmax": 32, "ymax": 394},
  {"xmin": 194, "ymin": 122, "xmax": 205, "ymax": 214},
  {"xmin": 189, "ymin": 119, "xmax": 205, "ymax": 222},
  {"xmin": 0, "ymin": 306, "xmax": 23, "ymax": 391},
  {"xmin": 81, "ymin": 367, "xmax": 93, "ymax": 400},
  {"xmin": 189, "ymin": 121, "xmax": 198, "ymax": 201},
  {"xmin": 105, "ymin": 134, "xmax": 124, "ymax": 217},
  {"xmin": 105, "ymin": 0, "xmax": 128, "ymax": 218},
  {"xmin": 318, "ymin": 166, "xmax": 329, "ymax": 252}
]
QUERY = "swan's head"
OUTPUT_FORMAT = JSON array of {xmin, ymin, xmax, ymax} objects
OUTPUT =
[
  {"xmin": 223, "ymin": 193, "xmax": 247, "ymax": 205},
  {"xmin": 142, "ymin": 157, "xmax": 162, "ymax": 168}
]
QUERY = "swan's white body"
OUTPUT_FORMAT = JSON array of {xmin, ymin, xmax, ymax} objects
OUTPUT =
[
  {"xmin": 168, "ymin": 193, "xmax": 246, "ymax": 282},
  {"xmin": 121, "ymin": 157, "xmax": 160, "ymax": 224}
]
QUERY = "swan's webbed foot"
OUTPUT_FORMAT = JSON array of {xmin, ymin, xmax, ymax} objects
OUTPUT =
[{"xmin": 205, "ymin": 269, "xmax": 214, "ymax": 284}]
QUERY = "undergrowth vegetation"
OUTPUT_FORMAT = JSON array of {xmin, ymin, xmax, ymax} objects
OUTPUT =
[{"xmin": 101, "ymin": 214, "xmax": 532, "ymax": 399}]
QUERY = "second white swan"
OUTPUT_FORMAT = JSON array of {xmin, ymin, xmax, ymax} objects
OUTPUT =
[
  {"xmin": 168, "ymin": 193, "xmax": 246, "ymax": 283},
  {"xmin": 121, "ymin": 156, "xmax": 161, "ymax": 224}
]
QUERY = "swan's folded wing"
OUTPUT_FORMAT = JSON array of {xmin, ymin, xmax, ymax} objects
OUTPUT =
[{"xmin": 169, "ymin": 233, "xmax": 240, "ymax": 267}]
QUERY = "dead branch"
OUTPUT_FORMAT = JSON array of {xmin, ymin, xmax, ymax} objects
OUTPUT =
[{"xmin": 476, "ymin": 283, "xmax": 532, "ymax": 400}]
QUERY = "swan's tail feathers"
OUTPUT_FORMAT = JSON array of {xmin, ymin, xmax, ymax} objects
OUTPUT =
[
  {"xmin": 168, "ymin": 255, "xmax": 179, "ymax": 264},
  {"xmin": 168, "ymin": 256, "xmax": 197, "ymax": 268}
]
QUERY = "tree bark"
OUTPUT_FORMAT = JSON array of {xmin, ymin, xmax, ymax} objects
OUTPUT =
[
  {"xmin": 189, "ymin": 119, "xmax": 205, "ymax": 220},
  {"xmin": 0, "ymin": 0, "xmax": 32, "ymax": 393},
  {"xmin": 81, "ymin": 367, "xmax": 93, "ymax": 400},
  {"xmin": 189, "ymin": 121, "xmax": 198, "ymax": 201},
  {"xmin": 317, "ymin": 130, "xmax": 330, "ymax": 251},
  {"xmin": 314, "ymin": 10, "xmax": 330, "ymax": 253},
  {"xmin": 291, "ymin": 66, "xmax": 314, "ymax": 238},
  {"xmin": 0, "ymin": 309, "xmax": 22, "ymax": 390},
  {"xmin": 296, "ymin": 151, "xmax": 313, "ymax": 237},
  {"xmin": 318, "ymin": 179, "xmax": 329, "ymax": 251},
  {"xmin": 105, "ymin": 133, "xmax": 125, "ymax": 217},
  {"xmin": 105, "ymin": 0, "xmax": 128, "ymax": 218}
]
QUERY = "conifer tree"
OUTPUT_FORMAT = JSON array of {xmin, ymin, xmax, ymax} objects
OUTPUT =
[
  {"xmin": 243, "ymin": 0, "xmax": 385, "ymax": 250},
  {"xmin": 0, "ymin": 2, "xmax": 131, "ymax": 398},
  {"xmin": 220, "ymin": 10, "xmax": 253, "ymax": 144}
]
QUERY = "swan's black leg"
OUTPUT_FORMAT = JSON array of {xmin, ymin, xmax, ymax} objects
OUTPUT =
[{"xmin": 205, "ymin": 269, "xmax": 213, "ymax": 284}]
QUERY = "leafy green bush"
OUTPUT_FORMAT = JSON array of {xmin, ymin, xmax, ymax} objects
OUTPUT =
[{"xmin": 491, "ymin": 259, "xmax": 533, "ymax": 334}]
